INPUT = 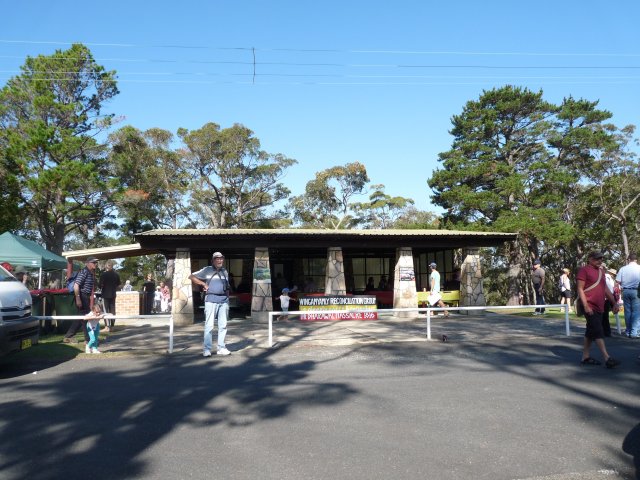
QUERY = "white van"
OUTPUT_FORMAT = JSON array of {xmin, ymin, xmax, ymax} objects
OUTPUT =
[{"xmin": 0, "ymin": 264, "xmax": 39, "ymax": 356}]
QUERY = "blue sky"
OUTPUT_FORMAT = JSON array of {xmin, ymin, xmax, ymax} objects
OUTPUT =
[{"xmin": 2, "ymin": 1, "xmax": 639, "ymax": 213}]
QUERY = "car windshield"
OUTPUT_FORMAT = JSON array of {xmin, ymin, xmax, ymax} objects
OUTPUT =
[{"xmin": 0, "ymin": 266, "xmax": 19, "ymax": 282}]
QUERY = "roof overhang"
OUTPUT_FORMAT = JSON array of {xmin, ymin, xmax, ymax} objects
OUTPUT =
[
  {"xmin": 134, "ymin": 228, "xmax": 518, "ymax": 256},
  {"xmin": 62, "ymin": 243, "xmax": 158, "ymax": 261}
]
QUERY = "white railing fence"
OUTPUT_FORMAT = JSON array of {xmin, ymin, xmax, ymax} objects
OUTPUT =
[
  {"xmin": 267, "ymin": 303, "xmax": 622, "ymax": 348},
  {"xmin": 35, "ymin": 303, "xmax": 623, "ymax": 353}
]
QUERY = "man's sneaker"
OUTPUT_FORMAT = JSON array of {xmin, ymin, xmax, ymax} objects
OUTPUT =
[
  {"xmin": 217, "ymin": 347, "xmax": 231, "ymax": 356},
  {"xmin": 85, "ymin": 345, "xmax": 91, "ymax": 354},
  {"xmin": 63, "ymin": 337, "xmax": 78, "ymax": 344},
  {"xmin": 91, "ymin": 348, "xmax": 102, "ymax": 354},
  {"xmin": 203, "ymin": 350, "xmax": 212, "ymax": 357},
  {"xmin": 605, "ymin": 357, "xmax": 621, "ymax": 369}
]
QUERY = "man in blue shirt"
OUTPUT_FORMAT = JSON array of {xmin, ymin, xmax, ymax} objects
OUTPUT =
[
  {"xmin": 189, "ymin": 252, "xmax": 232, "ymax": 357},
  {"xmin": 616, "ymin": 253, "xmax": 640, "ymax": 337},
  {"xmin": 63, "ymin": 256, "xmax": 98, "ymax": 350}
]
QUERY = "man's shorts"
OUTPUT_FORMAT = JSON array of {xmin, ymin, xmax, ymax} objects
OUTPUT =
[{"xmin": 584, "ymin": 311, "xmax": 605, "ymax": 340}]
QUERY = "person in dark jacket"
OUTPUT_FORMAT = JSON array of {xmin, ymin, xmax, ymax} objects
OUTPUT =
[
  {"xmin": 142, "ymin": 273, "xmax": 156, "ymax": 315},
  {"xmin": 99, "ymin": 260, "xmax": 121, "ymax": 331}
]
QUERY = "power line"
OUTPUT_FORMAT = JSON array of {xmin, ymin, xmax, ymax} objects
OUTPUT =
[{"xmin": 1, "ymin": 39, "xmax": 639, "ymax": 57}]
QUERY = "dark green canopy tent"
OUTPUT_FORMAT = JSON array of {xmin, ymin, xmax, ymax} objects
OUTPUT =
[{"xmin": 0, "ymin": 232, "xmax": 68, "ymax": 288}]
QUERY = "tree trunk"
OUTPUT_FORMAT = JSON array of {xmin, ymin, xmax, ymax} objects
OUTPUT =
[
  {"xmin": 621, "ymin": 224, "xmax": 629, "ymax": 259},
  {"xmin": 505, "ymin": 240, "xmax": 525, "ymax": 306}
]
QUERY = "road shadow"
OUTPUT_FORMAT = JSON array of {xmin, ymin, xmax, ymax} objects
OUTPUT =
[{"xmin": 0, "ymin": 347, "xmax": 357, "ymax": 479}]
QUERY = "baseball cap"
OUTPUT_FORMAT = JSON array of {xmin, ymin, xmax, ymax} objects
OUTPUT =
[
  {"xmin": 86, "ymin": 256, "xmax": 99, "ymax": 263},
  {"xmin": 533, "ymin": 258, "xmax": 541, "ymax": 265},
  {"xmin": 212, "ymin": 252, "xmax": 224, "ymax": 258},
  {"xmin": 282, "ymin": 288, "xmax": 289, "ymax": 293},
  {"xmin": 429, "ymin": 262, "xmax": 437, "ymax": 268},
  {"xmin": 588, "ymin": 251, "xmax": 604, "ymax": 260}
]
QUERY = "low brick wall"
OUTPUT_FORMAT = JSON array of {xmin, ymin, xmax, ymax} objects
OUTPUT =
[{"xmin": 116, "ymin": 291, "xmax": 142, "ymax": 316}]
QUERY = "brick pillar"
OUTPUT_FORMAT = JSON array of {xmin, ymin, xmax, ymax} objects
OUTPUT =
[
  {"xmin": 115, "ymin": 292, "xmax": 142, "ymax": 316},
  {"xmin": 461, "ymin": 248, "xmax": 485, "ymax": 315},
  {"xmin": 393, "ymin": 247, "xmax": 418, "ymax": 317},
  {"xmin": 325, "ymin": 247, "xmax": 346, "ymax": 295},
  {"xmin": 172, "ymin": 248, "xmax": 195, "ymax": 325},
  {"xmin": 251, "ymin": 247, "xmax": 273, "ymax": 322}
]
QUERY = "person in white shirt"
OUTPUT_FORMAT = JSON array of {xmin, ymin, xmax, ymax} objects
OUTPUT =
[
  {"xmin": 559, "ymin": 268, "xmax": 573, "ymax": 313},
  {"xmin": 616, "ymin": 253, "xmax": 640, "ymax": 337},
  {"xmin": 603, "ymin": 267, "xmax": 618, "ymax": 337},
  {"xmin": 84, "ymin": 304, "xmax": 104, "ymax": 354},
  {"xmin": 278, "ymin": 288, "xmax": 291, "ymax": 321},
  {"xmin": 429, "ymin": 263, "xmax": 449, "ymax": 317}
]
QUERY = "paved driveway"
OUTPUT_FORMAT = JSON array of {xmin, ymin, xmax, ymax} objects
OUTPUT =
[{"xmin": 1, "ymin": 314, "xmax": 639, "ymax": 480}]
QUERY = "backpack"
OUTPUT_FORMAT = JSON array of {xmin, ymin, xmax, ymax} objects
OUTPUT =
[{"xmin": 66, "ymin": 272, "xmax": 78, "ymax": 293}]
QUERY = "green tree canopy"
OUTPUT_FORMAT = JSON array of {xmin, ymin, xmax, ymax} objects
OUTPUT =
[
  {"xmin": 178, "ymin": 123, "xmax": 297, "ymax": 228},
  {"xmin": 351, "ymin": 184, "xmax": 415, "ymax": 229},
  {"xmin": 429, "ymin": 85, "xmax": 621, "ymax": 304},
  {"xmin": 108, "ymin": 126, "xmax": 192, "ymax": 238},
  {"xmin": 0, "ymin": 43, "xmax": 118, "ymax": 253},
  {"xmin": 289, "ymin": 162, "xmax": 370, "ymax": 229}
]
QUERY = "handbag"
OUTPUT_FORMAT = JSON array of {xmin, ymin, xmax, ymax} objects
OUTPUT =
[
  {"xmin": 575, "ymin": 269, "xmax": 602, "ymax": 316},
  {"xmin": 427, "ymin": 292, "xmax": 442, "ymax": 306}
]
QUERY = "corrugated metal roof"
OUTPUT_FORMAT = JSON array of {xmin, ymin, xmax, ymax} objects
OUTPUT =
[
  {"xmin": 64, "ymin": 229, "xmax": 518, "ymax": 259},
  {"xmin": 136, "ymin": 228, "xmax": 516, "ymax": 238}
]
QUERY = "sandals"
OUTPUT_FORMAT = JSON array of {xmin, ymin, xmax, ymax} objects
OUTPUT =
[
  {"xmin": 605, "ymin": 357, "xmax": 621, "ymax": 369},
  {"xmin": 580, "ymin": 357, "xmax": 601, "ymax": 366}
]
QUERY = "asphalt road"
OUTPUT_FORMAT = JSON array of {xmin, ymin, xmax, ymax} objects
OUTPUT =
[{"xmin": 1, "ymin": 331, "xmax": 639, "ymax": 480}]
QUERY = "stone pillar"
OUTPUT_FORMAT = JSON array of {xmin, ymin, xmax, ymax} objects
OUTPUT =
[
  {"xmin": 393, "ymin": 247, "xmax": 418, "ymax": 317},
  {"xmin": 251, "ymin": 247, "xmax": 273, "ymax": 322},
  {"xmin": 461, "ymin": 248, "xmax": 485, "ymax": 314},
  {"xmin": 325, "ymin": 247, "xmax": 346, "ymax": 295},
  {"xmin": 172, "ymin": 248, "xmax": 195, "ymax": 326}
]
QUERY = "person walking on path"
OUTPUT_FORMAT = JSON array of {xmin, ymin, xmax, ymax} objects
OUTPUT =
[
  {"xmin": 99, "ymin": 260, "xmax": 120, "ymax": 331},
  {"xmin": 616, "ymin": 253, "xmax": 640, "ymax": 338},
  {"xmin": 603, "ymin": 267, "xmax": 619, "ymax": 337},
  {"xmin": 576, "ymin": 251, "xmax": 620, "ymax": 368},
  {"xmin": 532, "ymin": 259, "xmax": 546, "ymax": 315},
  {"xmin": 559, "ymin": 268, "xmax": 573, "ymax": 313},
  {"xmin": 189, "ymin": 252, "xmax": 232, "ymax": 357},
  {"xmin": 63, "ymin": 257, "xmax": 98, "ymax": 348},
  {"xmin": 429, "ymin": 262, "xmax": 449, "ymax": 317}
]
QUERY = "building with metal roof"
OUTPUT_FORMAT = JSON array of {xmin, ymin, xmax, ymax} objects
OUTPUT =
[{"xmin": 64, "ymin": 229, "xmax": 517, "ymax": 325}]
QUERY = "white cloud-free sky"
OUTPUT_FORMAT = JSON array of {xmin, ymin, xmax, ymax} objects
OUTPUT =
[{"xmin": 2, "ymin": 1, "xmax": 639, "ymax": 213}]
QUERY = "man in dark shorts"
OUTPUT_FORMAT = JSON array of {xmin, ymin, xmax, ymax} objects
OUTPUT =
[{"xmin": 576, "ymin": 251, "xmax": 620, "ymax": 368}]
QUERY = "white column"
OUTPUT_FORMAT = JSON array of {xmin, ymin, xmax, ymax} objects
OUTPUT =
[
  {"xmin": 393, "ymin": 247, "xmax": 418, "ymax": 317},
  {"xmin": 251, "ymin": 247, "xmax": 273, "ymax": 322},
  {"xmin": 325, "ymin": 247, "xmax": 346, "ymax": 295},
  {"xmin": 172, "ymin": 248, "xmax": 195, "ymax": 325},
  {"xmin": 461, "ymin": 248, "xmax": 485, "ymax": 314}
]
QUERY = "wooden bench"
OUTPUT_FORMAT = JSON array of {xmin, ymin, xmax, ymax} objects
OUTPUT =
[{"xmin": 417, "ymin": 290, "xmax": 460, "ymax": 307}]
